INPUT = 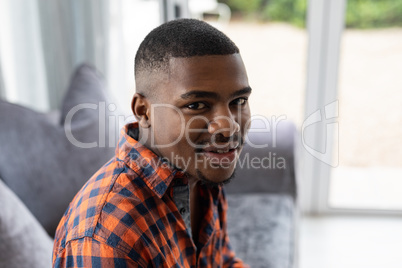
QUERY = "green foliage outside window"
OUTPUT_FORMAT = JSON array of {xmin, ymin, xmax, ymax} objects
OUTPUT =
[
  {"xmin": 262, "ymin": 0, "xmax": 306, "ymax": 27},
  {"xmin": 346, "ymin": 0, "xmax": 402, "ymax": 28},
  {"xmin": 219, "ymin": 0, "xmax": 402, "ymax": 28}
]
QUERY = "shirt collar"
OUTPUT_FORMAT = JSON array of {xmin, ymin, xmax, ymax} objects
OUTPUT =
[{"xmin": 116, "ymin": 122, "xmax": 184, "ymax": 198}]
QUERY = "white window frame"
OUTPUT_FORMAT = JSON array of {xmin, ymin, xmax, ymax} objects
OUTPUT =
[
  {"xmin": 159, "ymin": 0, "xmax": 189, "ymax": 23},
  {"xmin": 301, "ymin": 0, "xmax": 402, "ymax": 216}
]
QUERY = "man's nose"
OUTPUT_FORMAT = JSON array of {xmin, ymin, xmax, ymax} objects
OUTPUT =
[{"xmin": 208, "ymin": 108, "xmax": 240, "ymax": 137}]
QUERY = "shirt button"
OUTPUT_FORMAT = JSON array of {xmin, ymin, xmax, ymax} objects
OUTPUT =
[{"xmin": 180, "ymin": 208, "xmax": 186, "ymax": 215}]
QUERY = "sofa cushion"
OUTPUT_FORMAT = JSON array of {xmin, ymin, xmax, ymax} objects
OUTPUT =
[
  {"xmin": 0, "ymin": 179, "xmax": 53, "ymax": 268},
  {"xmin": 226, "ymin": 193, "xmax": 296, "ymax": 268},
  {"xmin": 0, "ymin": 64, "xmax": 120, "ymax": 236}
]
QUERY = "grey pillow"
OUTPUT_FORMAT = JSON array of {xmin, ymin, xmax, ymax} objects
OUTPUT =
[
  {"xmin": 227, "ymin": 193, "xmax": 296, "ymax": 268},
  {"xmin": 0, "ymin": 64, "xmax": 119, "ymax": 236},
  {"xmin": 0, "ymin": 178, "xmax": 53, "ymax": 268}
]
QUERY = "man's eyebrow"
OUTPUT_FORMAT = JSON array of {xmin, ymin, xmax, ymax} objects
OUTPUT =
[
  {"xmin": 180, "ymin": 91, "xmax": 219, "ymax": 100},
  {"xmin": 180, "ymin": 87, "xmax": 252, "ymax": 100},
  {"xmin": 230, "ymin": 86, "xmax": 252, "ymax": 98}
]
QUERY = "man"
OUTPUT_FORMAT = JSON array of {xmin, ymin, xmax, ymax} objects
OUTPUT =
[{"xmin": 53, "ymin": 18, "xmax": 252, "ymax": 267}]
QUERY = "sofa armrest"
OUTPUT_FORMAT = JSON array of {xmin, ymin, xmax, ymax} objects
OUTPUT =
[{"xmin": 0, "ymin": 179, "xmax": 53, "ymax": 268}]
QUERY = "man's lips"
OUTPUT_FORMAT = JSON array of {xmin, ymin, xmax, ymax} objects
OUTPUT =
[
  {"xmin": 202, "ymin": 149, "xmax": 238, "ymax": 164},
  {"xmin": 197, "ymin": 143, "xmax": 240, "ymax": 164},
  {"xmin": 199, "ymin": 143, "xmax": 240, "ymax": 153}
]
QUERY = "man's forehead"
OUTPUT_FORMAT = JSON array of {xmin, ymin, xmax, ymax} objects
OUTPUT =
[
  {"xmin": 167, "ymin": 54, "xmax": 246, "ymax": 80},
  {"xmin": 168, "ymin": 54, "xmax": 242, "ymax": 68},
  {"xmin": 164, "ymin": 54, "xmax": 248, "ymax": 97}
]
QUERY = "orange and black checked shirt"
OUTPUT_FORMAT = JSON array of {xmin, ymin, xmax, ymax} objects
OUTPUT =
[{"xmin": 53, "ymin": 122, "xmax": 248, "ymax": 267}]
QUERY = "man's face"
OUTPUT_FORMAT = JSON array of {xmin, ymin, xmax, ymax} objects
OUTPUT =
[{"xmin": 148, "ymin": 54, "xmax": 251, "ymax": 186}]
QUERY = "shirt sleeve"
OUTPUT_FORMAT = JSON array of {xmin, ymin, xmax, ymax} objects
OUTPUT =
[{"xmin": 53, "ymin": 237, "xmax": 145, "ymax": 268}]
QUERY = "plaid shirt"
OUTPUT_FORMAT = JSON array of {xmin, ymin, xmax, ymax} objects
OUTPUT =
[{"xmin": 53, "ymin": 122, "xmax": 248, "ymax": 268}]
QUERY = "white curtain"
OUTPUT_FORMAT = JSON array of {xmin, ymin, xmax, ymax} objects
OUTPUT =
[
  {"xmin": 0, "ymin": 0, "xmax": 174, "ymax": 114},
  {"xmin": 0, "ymin": 61, "xmax": 5, "ymax": 99},
  {"xmin": 0, "ymin": 0, "xmax": 110, "ymax": 112},
  {"xmin": 37, "ymin": 0, "xmax": 111, "ymax": 110},
  {"xmin": 0, "ymin": 0, "xmax": 49, "ymax": 111}
]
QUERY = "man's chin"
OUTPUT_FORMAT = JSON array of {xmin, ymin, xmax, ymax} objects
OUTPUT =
[{"xmin": 194, "ymin": 169, "xmax": 236, "ymax": 188}]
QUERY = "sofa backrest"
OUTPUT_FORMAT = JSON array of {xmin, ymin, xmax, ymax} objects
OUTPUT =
[{"xmin": 0, "ymin": 64, "xmax": 121, "ymax": 236}]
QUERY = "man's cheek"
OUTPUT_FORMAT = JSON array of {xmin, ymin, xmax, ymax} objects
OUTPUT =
[
  {"xmin": 184, "ymin": 128, "xmax": 204, "ymax": 150},
  {"xmin": 185, "ymin": 118, "xmax": 210, "ymax": 149},
  {"xmin": 240, "ymin": 114, "xmax": 251, "ymax": 133}
]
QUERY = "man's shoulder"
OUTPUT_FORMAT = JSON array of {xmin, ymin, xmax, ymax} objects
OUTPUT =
[
  {"xmin": 91, "ymin": 174, "xmax": 157, "ymax": 253},
  {"xmin": 53, "ymin": 157, "xmax": 147, "ymax": 253}
]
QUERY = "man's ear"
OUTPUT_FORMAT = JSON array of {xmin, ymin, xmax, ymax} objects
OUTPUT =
[{"xmin": 131, "ymin": 93, "xmax": 151, "ymax": 128}]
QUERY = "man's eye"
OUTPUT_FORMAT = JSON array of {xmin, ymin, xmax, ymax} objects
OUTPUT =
[
  {"xmin": 231, "ymin": 98, "xmax": 248, "ymax": 106},
  {"xmin": 186, "ymin": 102, "xmax": 207, "ymax": 110}
]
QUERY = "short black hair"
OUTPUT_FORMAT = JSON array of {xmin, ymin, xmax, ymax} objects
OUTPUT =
[{"xmin": 134, "ymin": 18, "xmax": 239, "ymax": 77}]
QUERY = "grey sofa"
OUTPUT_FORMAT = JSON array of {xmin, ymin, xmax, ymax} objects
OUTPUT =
[
  {"xmin": 226, "ymin": 119, "xmax": 298, "ymax": 268},
  {"xmin": 0, "ymin": 64, "xmax": 298, "ymax": 268}
]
